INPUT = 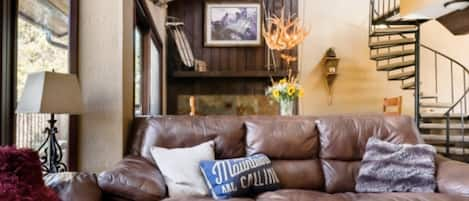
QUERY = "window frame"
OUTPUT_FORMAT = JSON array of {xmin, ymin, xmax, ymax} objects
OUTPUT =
[
  {"xmin": 0, "ymin": 0, "xmax": 79, "ymax": 170},
  {"xmin": 134, "ymin": 0, "xmax": 164, "ymax": 116}
]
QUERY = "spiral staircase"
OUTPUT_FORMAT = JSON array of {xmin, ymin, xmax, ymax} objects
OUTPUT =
[{"xmin": 369, "ymin": 0, "xmax": 469, "ymax": 161}]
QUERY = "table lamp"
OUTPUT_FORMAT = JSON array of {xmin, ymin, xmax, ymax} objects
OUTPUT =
[{"xmin": 16, "ymin": 71, "xmax": 83, "ymax": 174}]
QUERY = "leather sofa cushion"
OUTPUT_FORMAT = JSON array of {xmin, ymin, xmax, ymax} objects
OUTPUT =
[
  {"xmin": 436, "ymin": 156, "xmax": 469, "ymax": 197},
  {"xmin": 256, "ymin": 189, "xmax": 344, "ymax": 201},
  {"xmin": 245, "ymin": 118, "xmax": 319, "ymax": 159},
  {"xmin": 129, "ymin": 116, "xmax": 246, "ymax": 163},
  {"xmin": 98, "ymin": 156, "xmax": 166, "ymax": 201},
  {"xmin": 316, "ymin": 115, "xmax": 422, "ymax": 160},
  {"xmin": 162, "ymin": 197, "xmax": 254, "ymax": 201},
  {"xmin": 271, "ymin": 160, "xmax": 324, "ymax": 190},
  {"xmin": 257, "ymin": 190, "xmax": 469, "ymax": 201},
  {"xmin": 45, "ymin": 172, "xmax": 102, "ymax": 201},
  {"xmin": 322, "ymin": 160, "xmax": 361, "ymax": 193},
  {"xmin": 336, "ymin": 192, "xmax": 469, "ymax": 201}
]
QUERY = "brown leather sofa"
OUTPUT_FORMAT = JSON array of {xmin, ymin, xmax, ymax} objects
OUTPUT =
[{"xmin": 98, "ymin": 115, "xmax": 469, "ymax": 201}]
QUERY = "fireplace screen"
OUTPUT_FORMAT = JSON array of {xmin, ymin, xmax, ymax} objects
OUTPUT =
[{"xmin": 177, "ymin": 95, "xmax": 279, "ymax": 115}]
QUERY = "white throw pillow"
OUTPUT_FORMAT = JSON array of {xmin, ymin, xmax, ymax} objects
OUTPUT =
[{"xmin": 150, "ymin": 141, "xmax": 215, "ymax": 197}]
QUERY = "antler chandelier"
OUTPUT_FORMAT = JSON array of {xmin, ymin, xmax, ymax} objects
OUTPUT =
[{"xmin": 263, "ymin": 8, "xmax": 309, "ymax": 51}]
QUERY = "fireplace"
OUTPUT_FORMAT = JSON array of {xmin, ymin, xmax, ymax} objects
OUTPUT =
[{"xmin": 177, "ymin": 95, "xmax": 279, "ymax": 115}]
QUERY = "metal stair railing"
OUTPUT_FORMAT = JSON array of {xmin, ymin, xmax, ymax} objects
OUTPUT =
[
  {"xmin": 369, "ymin": 0, "xmax": 399, "ymax": 36},
  {"xmin": 370, "ymin": 0, "xmax": 469, "ymax": 161},
  {"xmin": 369, "ymin": 0, "xmax": 421, "ymax": 124},
  {"xmin": 421, "ymin": 45, "xmax": 469, "ymax": 160},
  {"xmin": 370, "ymin": 0, "xmax": 399, "ymax": 25}
]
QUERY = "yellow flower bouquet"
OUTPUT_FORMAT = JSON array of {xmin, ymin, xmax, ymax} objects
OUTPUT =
[{"xmin": 265, "ymin": 76, "xmax": 304, "ymax": 115}]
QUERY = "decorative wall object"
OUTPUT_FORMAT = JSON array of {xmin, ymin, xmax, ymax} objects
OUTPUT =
[
  {"xmin": 204, "ymin": 2, "xmax": 262, "ymax": 47},
  {"xmin": 263, "ymin": 5, "xmax": 309, "ymax": 71},
  {"xmin": 167, "ymin": 17, "xmax": 196, "ymax": 69},
  {"xmin": 323, "ymin": 48, "xmax": 340, "ymax": 105}
]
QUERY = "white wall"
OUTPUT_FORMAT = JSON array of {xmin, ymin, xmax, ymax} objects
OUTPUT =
[
  {"xmin": 78, "ymin": 0, "xmax": 134, "ymax": 172},
  {"xmin": 298, "ymin": 0, "xmax": 414, "ymax": 116},
  {"xmin": 78, "ymin": 0, "xmax": 168, "ymax": 172},
  {"xmin": 420, "ymin": 20, "xmax": 469, "ymax": 109}
]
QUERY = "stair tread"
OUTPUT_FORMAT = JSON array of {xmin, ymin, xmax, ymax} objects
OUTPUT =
[
  {"xmin": 371, "ymin": 49, "xmax": 415, "ymax": 60},
  {"xmin": 435, "ymin": 146, "xmax": 468, "ymax": 155},
  {"xmin": 371, "ymin": 26, "xmax": 418, "ymax": 36},
  {"xmin": 420, "ymin": 102, "xmax": 452, "ymax": 108},
  {"xmin": 422, "ymin": 134, "xmax": 467, "ymax": 142},
  {"xmin": 374, "ymin": 26, "xmax": 418, "ymax": 33},
  {"xmin": 388, "ymin": 70, "xmax": 415, "ymax": 80},
  {"xmin": 420, "ymin": 95, "xmax": 438, "ymax": 99},
  {"xmin": 377, "ymin": 60, "xmax": 415, "ymax": 71},
  {"xmin": 369, "ymin": 38, "xmax": 416, "ymax": 49},
  {"xmin": 420, "ymin": 112, "xmax": 468, "ymax": 118},
  {"xmin": 401, "ymin": 81, "xmax": 415, "ymax": 90},
  {"xmin": 420, "ymin": 123, "xmax": 469, "ymax": 129}
]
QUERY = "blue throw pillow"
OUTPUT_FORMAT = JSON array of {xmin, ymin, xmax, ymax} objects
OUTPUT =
[{"xmin": 199, "ymin": 154, "xmax": 280, "ymax": 200}]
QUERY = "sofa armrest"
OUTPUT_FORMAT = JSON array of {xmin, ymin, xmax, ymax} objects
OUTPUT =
[
  {"xmin": 98, "ymin": 156, "xmax": 167, "ymax": 201},
  {"xmin": 44, "ymin": 172, "xmax": 102, "ymax": 201},
  {"xmin": 436, "ymin": 155, "xmax": 469, "ymax": 197}
]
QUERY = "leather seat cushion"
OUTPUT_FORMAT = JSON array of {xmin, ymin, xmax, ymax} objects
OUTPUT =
[
  {"xmin": 321, "ymin": 160, "xmax": 361, "ymax": 193},
  {"xmin": 336, "ymin": 192, "xmax": 469, "ymax": 201},
  {"xmin": 256, "ymin": 190, "xmax": 469, "ymax": 201},
  {"xmin": 162, "ymin": 197, "xmax": 254, "ymax": 201},
  {"xmin": 272, "ymin": 160, "xmax": 324, "ymax": 190},
  {"xmin": 256, "ymin": 189, "xmax": 345, "ymax": 201},
  {"xmin": 45, "ymin": 172, "xmax": 102, "ymax": 201}
]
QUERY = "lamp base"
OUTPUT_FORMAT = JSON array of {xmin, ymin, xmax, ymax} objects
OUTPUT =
[{"xmin": 37, "ymin": 113, "xmax": 67, "ymax": 174}]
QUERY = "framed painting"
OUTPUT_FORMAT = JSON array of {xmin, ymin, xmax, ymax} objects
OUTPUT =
[{"xmin": 204, "ymin": 2, "xmax": 262, "ymax": 47}]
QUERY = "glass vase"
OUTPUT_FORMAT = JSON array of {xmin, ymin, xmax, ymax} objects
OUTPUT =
[{"xmin": 279, "ymin": 99, "xmax": 294, "ymax": 116}]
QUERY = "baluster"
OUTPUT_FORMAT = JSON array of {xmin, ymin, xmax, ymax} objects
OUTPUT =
[
  {"xmin": 377, "ymin": 0, "xmax": 381, "ymax": 16},
  {"xmin": 29, "ymin": 114, "xmax": 32, "ymax": 148},
  {"xmin": 461, "ymin": 101, "xmax": 465, "ymax": 158},
  {"xmin": 388, "ymin": 0, "xmax": 391, "ymax": 14},
  {"xmin": 446, "ymin": 114, "xmax": 450, "ymax": 156},
  {"xmin": 17, "ymin": 114, "xmax": 21, "ymax": 147},
  {"xmin": 465, "ymin": 71, "xmax": 467, "ymax": 114},
  {"xmin": 382, "ymin": 0, "xmax": 386, "ymax": 15},
  {"xmin": 451, "ymin": 61, "xmax": 455, "ymax": 104},
  {"xmin": 435, "ymin": 53, "xmax": 438, "ymax": 103}
]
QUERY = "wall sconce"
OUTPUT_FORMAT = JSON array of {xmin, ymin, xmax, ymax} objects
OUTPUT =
[
  {"xmin": 324, "ymin": 48, "xmax": 340, "ymax": 105},
  {"xmin": 151, "ymin": 0, "xmax": 174, "ymax": 8}
]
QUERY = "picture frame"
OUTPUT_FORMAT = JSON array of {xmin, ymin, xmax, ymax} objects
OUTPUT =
[{"xmin": 204, "ymin": 2, "xmax": 262, "ymax": 47}]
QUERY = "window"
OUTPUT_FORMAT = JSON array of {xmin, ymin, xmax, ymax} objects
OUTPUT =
[
  {"xmin": 134, "ymin": 0, "xmax": 163, "ymax": 116},
  {"xmin": 134, "ymin": 27, "xmax": 144, "ymax": 115},
  {"xmin": 13, "ymin": 0, "xmax": 77, "ymax": 167}
]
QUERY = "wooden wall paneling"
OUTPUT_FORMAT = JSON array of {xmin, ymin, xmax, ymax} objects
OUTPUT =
[
  {"xmin": 193, "ymin": 1, "xmax": 203, "ymax": 62},
  {"xmin": 229, "ymin": 47, "xmax": 237, "ymax": 71},
  {"xmin": 255, "ymin": 45, "xmax": 264, "ymax": 71},
  {"xmin": 166, "ymin": 0, "xmax": 298, "ymax": 114}
]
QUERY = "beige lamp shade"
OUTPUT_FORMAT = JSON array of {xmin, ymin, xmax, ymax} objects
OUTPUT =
[{"xmin": 16, "ymin": 71, "xmax": 83, "ymax": 114}]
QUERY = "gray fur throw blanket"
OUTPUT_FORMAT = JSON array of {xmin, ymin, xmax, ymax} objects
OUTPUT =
[{"xmin": 355, "ymin": 138, "xmax": 437, "ymax": 193}]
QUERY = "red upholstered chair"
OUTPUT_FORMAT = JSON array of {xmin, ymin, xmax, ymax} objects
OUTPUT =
[{"xmin": 0, "ymin": 146, "xmax": 59, "ymax": 201}]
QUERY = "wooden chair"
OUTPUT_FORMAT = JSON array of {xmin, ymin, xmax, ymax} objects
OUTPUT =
[{"xmin": 383, "ymin": 96, "xmax": 402, "ymax": 115}]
